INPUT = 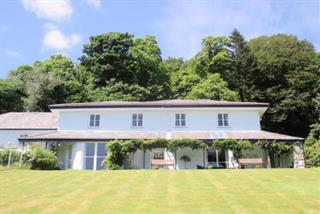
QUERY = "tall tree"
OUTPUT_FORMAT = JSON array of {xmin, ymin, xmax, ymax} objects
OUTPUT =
[
  {"xmin": 161, "ymin": 57, "xmax": 184, "ymax": 74},
  {"xmin": 0, "ymin": 79, "xmax": 24, "ymax": 113},
  {"xmin": 229, "ymin": 29, "xmax": 257, "ymax": 101},
  {"xmin": 80, "ymin": 32, "xmax": 135, "ymax": 87},
  {"xmin": 89, "ymin": 79, "xmax": 151, "ymax": 101},
  {"xmin": 192, "ymin": 36, "xmax": 233, "ymax": 79},
  {"xmin": 23, "ymin": 67, "xmax": 66, "ymax": 112},
  {"xmin": 79, "ymin": 33, "xmax": 171, "ymax": 100},
  {"xmin": 248, "ymin": 34, "xmax": 319, "ymax": 137},
  {"xmin": 170, "ymin": 68, "xmax": 201, "ymax": 99},
  {"xmin": 41, "ymin": 55, "xmax": 93, "ymax": 102},
  {"xmin": 131, "ymin": 35, "xmax": 170, "ymax": 99},
  {"xmin": 186, "ymin": 73, "xmax": 239, "ymax": 101}
]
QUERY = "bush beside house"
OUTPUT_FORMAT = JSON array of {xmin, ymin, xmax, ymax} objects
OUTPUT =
[
  {"xmin": 304, "ymin": 123, "xmax": 320, "ymax": 167},
  {"xmin": 30, "ymin": 148, "xmax": 59, "ymax": 170},
  {"xmin": 0, "ymin": 146, "xmax": 59, "ymax": 170}
]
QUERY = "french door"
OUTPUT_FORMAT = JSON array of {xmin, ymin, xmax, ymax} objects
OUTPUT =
[
  {"xmin": 84, "ymin": 143, "xmax": 107, "ymax": 170},
  {"xmin": 207, "ymin": 148, "xmax": 226, "ymax": 168}
]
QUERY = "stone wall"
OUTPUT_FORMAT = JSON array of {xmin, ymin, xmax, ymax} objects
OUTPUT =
[{"xmin": 293, "ymin": 142, "xmax": 305, "ymax": 168}]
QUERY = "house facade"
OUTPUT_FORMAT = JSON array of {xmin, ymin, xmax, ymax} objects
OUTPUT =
[{"xmin": 0, "ymin": 100, "xmax": 305, "ymax": 170}]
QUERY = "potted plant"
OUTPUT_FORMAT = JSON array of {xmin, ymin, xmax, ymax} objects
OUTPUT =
[{"xmin": 180, "ymin": 155, "xmax": 191, "ymax": 169}]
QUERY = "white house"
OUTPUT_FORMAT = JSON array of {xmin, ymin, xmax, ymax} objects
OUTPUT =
[{"xmin": 0, "ymin": 100, "xmax": 305, "ymax": 170}]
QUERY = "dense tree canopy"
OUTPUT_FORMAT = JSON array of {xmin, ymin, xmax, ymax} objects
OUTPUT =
[
  {"xmin": 1, "ymin": 31, "xmax": 319, "ymax": 140},
  {"xmin": 186, "ymin": 74, "xmax": 239, "ymax": 101},
  {"xmin": 248, "ymin": 34, "xmax": 319, "ymax": 136},
  {"xmin": 0, "ymin": 79, "xmax": 24, "ymax": 113}
]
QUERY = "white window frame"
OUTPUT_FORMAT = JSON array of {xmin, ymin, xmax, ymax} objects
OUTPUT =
[
  {"xmin": 218, "ymin": 113, "xmax": 229, "ymax": 127},
  {"xmin": 84, "ymin": 143, "xmax": 107, "ymax": 170},
  {"xmin": 132, "ymin": 113, "xmax": 143, "ymax": 128},
  {"xmin": 175, "ymin": 113, "xmax": 186, "ymax": 127},
  {"xmin": 89, "ymin": 114, "xmax": 100, "ymax": 128}
]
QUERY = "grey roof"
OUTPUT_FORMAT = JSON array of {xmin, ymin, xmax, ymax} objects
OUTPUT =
[
  {"xmin": 21, "ymin": 130, "xmax": 303, "ymax": 141},
  {"xmin": 50, "ymin": 99, "xmax": 269, "ymax": 109},
  {"xmin": 0, "ymin": 112, "xmax": 58, "ymax": 130}
]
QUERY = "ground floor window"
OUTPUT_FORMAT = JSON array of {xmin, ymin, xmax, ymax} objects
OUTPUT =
[
  {"xmin": 207, "ymin": 148, "xmax": 226, "ymax": 168},
  {"xmin": 153, "ymin": 151, "xmax": 164, "ymax": 160},
  {"xmin": 84, "ymin": 143, "xmax": 107, "ymax": 170}
]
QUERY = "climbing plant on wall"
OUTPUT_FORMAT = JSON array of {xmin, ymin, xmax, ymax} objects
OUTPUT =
[
  {"xmin": 257, "ymin": 140, "xmax": 293, "ymax": 167},
  {"xmin": 104, "ymin": 139, "xmax": 209, "ymax": 169},
  {"xmin": 212, "ymin": 139, "xmax": 253, "ymax": 160}
]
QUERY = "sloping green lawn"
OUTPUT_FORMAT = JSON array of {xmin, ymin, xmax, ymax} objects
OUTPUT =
[{"xmin": 0, "ymin": 169, "xmax": 319, "ymax": 214}]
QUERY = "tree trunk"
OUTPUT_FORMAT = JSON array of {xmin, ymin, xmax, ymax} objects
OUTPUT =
[
  {"xmin": 203, "ymin": 148, "xmax": 206, "ymax": 168},
  {"xmin": 143, "ymin": 149, "xmax": 145, "ymax": 169}
]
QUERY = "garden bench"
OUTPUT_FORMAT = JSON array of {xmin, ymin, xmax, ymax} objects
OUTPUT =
[{"xmin": 238, "ymin": 158, "xmax": 263, "ymax": 168}]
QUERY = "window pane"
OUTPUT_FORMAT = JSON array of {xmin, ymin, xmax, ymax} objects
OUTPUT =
[
  {"xmin": 223, "ymin": 114, "xmax": 228, "ymax": 120},
  {"xmin": 85, "ymin": 157, "xmax": 94, "ymax": 170},
  {"xmin": 181, "ymin": 114, "xmax": 185, "ymax": 120},
  {"xmin": 132, "ymin": 114, "xmax": 137, "ymax": 120},
  {"xmin": 96, "ymin": 157, "xmax": 105, "ymax": 170},
  {"xmin": 181, "ymin": 119, "xmax": 186, "ymax": 127},
  {"xmin": 218, "ymin": 119, "xmax": 223, "ymax": 126},
  {"xmin": 95, "ymin": 115, "xmax": 100, "ymax": 127},
  {"xmin": 97, "ymin": 143, "xmax": 106, "ymax": 156},
  {"xmin": 138, "ymin": 114, "xmax": 143, "ymax": 126},
  {"xmin": 85, "ymin": 143, "xmax": 95, "ymax": 156},
  {"xmin": 175, "ymin": 119, "xmax": 180, "ymax": 127},
  {"xmin": 175, "ymin": 114, "xmax": 180, "ymax": 120},
  {"xmin": 90, "ymin": 115, "xmax": 95, "ymax": 127},
  {"xmin": 132, "ymin": 114, "xmax": 137, "ymax": 126},
  {"xmin": 224, "ymin": 114, "xmax": 228, "ymax": 126},
  {"xmin": 218, "ymin": 114, "xmax": 223, "ymax": 120}
]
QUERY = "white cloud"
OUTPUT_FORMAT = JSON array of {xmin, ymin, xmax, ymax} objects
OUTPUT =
[
  {"xmin": 5, "ymin": 50, "xmax": 21, "ymax": 58},
  {"xmin": 22, "ymin": 0, "xmax": 73, "ymax": 22},
  {"xmin": 84, "ymin": 0, "xmax": 101, "ymax": 9},
  {"xmin": 42, "ymin": 23, "xmax": 81, "ymax": 50},
  {"xmin": 155, "ymin": 0, "xmax": 320, "ymax": 59}
]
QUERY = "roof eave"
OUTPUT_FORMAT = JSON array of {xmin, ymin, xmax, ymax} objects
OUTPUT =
[{"xmin": 49, "ymin": 104, "xmax": 270, "ymax": 110}]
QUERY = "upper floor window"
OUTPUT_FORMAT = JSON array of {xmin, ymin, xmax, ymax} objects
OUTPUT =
[
  {"xmin": 89, "ymin": 114, "xmax": 100, "ymax": 127},
  {"xmin": 218, "ymin": 113, "xmax": 228, "ymax": 127},
  {"xmin": 132, "ymin": 113, "xmax": 143, "ymax": 127},
  {"xmin": 175, "ymin": 113, "xmax": 186, "ymax": 127}
]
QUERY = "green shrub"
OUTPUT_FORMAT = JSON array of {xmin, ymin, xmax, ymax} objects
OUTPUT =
[
  {"xmin": 104, "ymin": 140, "xmax": 126, "ymax": 170},
  {"xmin": 213, "ymin": 139, "xmax": 253, "ymax": 160},
  {"xmin": 0, "ymin": 149, "xmax": 21, "ymax": 165},
  {"xmin": 305, "ymin": 123, "xmax": 320, "ymax": 167},
  {"xmin": 30, "ymin": 148, "xmax": 59, "ymax": 170}
]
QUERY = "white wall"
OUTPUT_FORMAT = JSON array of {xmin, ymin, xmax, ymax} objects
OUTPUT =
[
  {"xmin": 0, "ymin": 130, "xmax": 55, "ymax": 150},
  {"xmin": 58, "ymin": 108, "xmax": 261, "ymax": 131}
]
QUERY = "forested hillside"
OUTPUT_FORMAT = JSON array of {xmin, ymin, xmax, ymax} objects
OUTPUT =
[{"xmin": 0, "ymin": 30, "xmax": 319, "ymax": 138}]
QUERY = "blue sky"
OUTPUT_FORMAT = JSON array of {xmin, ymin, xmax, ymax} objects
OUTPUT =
[{"xmin": 1, "ymin": 0, "xmax": 319, "ymax": 78}]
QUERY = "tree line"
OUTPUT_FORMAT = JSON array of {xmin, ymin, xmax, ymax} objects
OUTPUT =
[{"xmin": 0, "ymin": 30, "xmax": 319, "ymax": 138}]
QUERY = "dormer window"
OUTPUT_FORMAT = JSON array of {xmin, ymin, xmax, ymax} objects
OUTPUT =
[
  {"xmin": 89, "ymin": 114, "xmax": 100, "ymax": 127},
  {"xmin": 132, "ymin": 113, "xmax": 143, "ymax": 127},
  {"xmin": 175, "ymin": 113, "xmax": 186, "ymax": 127},
  {"xmin": 218, "ymin": 113, "xmax": 228, "ymax": 127}
]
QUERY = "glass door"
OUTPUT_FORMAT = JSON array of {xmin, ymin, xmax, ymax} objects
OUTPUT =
[
  {"xmin": 207, "ymin": 148, "xmax": 226, "ymax": 168},
  {"xmin": 84, "ymin": 143, "xmax": 107, "ymax": 170}
]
